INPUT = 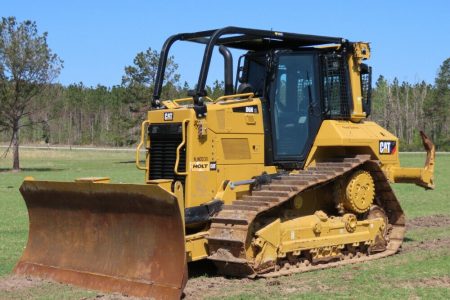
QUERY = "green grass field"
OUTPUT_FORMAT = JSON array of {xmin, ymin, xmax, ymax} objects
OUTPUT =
[{"xmin": 0, "ymin": 150, "xmax": 449, "ymax": 299}]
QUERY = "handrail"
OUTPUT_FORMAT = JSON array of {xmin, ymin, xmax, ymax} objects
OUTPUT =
[
  {"xmin": 174, "ymin": 119, "xmax": 189, "ymax": 175},
  {"xmin": 163, "ymin": 96, "xmax": 214, "ymax": 107},
  {"xmin": 229, "ymin": 179, "xmax": 256, "ymax": 190},
  {"xmin": 174, "ymin": 96, "xmax": 214, "ymax": 103},
  {"xmin": 162, "ymin": 93, "xmax": 252, "ymax": 108},
  {"xmin": 135, "ymin": 120, "xmax": 150, "ymax": 170},
  {"xmin": 215, "ymin": 92, "xmax": 254, "ymax": 103}
]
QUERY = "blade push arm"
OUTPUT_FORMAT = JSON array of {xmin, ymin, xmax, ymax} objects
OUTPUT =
[{"xmin": 386, "ymin": 131, "xmax": 435, "ymax": 189}]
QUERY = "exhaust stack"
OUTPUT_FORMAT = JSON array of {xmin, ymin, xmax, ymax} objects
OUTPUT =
[{"xmin": 219, "ymin": 45, "xmax": 234, "ymax": 95}]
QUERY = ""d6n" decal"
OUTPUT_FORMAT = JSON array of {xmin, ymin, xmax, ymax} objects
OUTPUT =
[{"xmin": 379, "ymin": 141, "xmax": 396, "ymax": 155}]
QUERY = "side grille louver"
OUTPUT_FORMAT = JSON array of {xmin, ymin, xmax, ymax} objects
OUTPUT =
[{"xmin": 148, "ymin": 123, "xmax": 186, "ymax": 186}]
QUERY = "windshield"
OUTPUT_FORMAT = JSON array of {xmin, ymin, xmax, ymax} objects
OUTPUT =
[{"xmin": 244, "ymin": 54, "xmax": 266, "ymax": 96}]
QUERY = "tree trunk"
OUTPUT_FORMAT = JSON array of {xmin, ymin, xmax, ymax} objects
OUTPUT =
[{"xmin": 12, "ymin": 122, "xmax": 20, "ymax": 171}]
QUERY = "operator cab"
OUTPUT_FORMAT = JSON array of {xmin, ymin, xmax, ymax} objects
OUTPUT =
[{"xmin": 152, "ymin": 27, "xmax": 372, "ymax": 169}]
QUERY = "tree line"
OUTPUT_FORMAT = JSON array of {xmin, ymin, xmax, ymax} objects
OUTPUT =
[
  {"xmin": 3, "ymin": 69, "xmax": 449, "ymax": 150},
  {"xmin": 1, "ymin": 17, "xmax": 449, "ymax": 171},
  {"xmin": 370, "ymin": 60, "xmax": 449, "ymax": 151},
  {"xmin": 5, "ymin": 79, "xmax": 224, "ymax": 147},
  {"xmin": 4, "ymin": 60, "xmax": 448, "ymax": 151}
]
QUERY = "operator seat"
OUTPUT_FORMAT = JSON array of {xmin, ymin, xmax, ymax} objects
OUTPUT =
[{"xmin": 237, "ymin": 82, "xmax": 254, "ymax": 94}]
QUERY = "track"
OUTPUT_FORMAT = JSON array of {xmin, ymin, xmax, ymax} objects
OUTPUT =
[{"xmin": 207, "ymin": 155, "xmax": 405, "ymax": 277}]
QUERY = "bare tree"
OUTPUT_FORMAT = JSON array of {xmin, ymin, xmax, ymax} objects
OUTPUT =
[{"xmin": 0, "ymin": 17, "xmax": 62, "ymax": 171}]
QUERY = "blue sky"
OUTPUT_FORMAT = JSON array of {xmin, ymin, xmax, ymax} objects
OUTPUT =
[{"xmin": 3, "ymin": 0, "xmax": 449, "ymax": 87}]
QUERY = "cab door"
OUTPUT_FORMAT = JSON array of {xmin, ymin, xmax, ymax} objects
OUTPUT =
[{"xmin": 269, "ymin": 52, "xmax": 322, "ymax": 167}]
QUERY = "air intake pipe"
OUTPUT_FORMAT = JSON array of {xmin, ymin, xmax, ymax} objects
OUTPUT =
[{"xmin": 219, "ymin": 45, "xmax": 234, "ymax": 95}]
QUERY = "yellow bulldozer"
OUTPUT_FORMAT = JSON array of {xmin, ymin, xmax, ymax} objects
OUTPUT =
[{"xmin": 14, "ymin": 27, "xmax": 435, "ymax": 299}]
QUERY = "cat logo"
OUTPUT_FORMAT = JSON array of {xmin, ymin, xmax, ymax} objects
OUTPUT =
[
  {"xmin": 379, "ymin": 141, "xmax": 396, "ymax": 155},
  {"xmin": 163, "ymin": 112, "xmax": 173, "ymax": 121}
]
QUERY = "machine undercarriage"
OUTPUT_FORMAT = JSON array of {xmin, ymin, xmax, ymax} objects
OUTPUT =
[{"xmin": 208, "ymin": 155, "xmax": 405, "ymax": 277}]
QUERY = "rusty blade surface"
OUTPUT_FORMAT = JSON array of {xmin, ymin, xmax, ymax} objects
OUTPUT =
[{"xmin": 14, "ymin": 180, "xmax": 186, "ymax": 299}]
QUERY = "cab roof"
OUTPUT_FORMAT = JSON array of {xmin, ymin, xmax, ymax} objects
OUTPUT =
[{"xmin": 175, "ymin": 27, "xmax": 346, "ymax": 51}]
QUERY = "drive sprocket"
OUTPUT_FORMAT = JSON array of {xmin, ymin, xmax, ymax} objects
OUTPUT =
[{"xmin": 342, "ymin": 170, "xmax": 375, "ymax": 214}]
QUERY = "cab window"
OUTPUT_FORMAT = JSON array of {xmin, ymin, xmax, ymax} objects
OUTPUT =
[{"xmin": 272, "ymin": 54, "xmax": 316, "ymax": 159}]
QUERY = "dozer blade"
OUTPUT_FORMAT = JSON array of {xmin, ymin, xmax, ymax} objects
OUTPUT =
[{"xmin": 14, "ymin": 180, "xmax": 186, "ymax": 299}]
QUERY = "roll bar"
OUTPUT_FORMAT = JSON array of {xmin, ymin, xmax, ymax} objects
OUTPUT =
[{"xmin": 152, "ymin": 26, "xmax": 345, "ymax": 107}]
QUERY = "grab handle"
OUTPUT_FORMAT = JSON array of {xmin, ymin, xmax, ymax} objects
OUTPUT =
[
  {"xmin": 174, "ymin": 119, "xmax": 189, "ymax": 175},
  {"xmin": 136, "ymin": 120, "xmax": 150, "ymax": 170}
]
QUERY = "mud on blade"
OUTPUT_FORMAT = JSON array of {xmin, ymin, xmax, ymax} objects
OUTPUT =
[{"xmin": 14, "ymin": 180, "xmax": 186, "ymax": 299}]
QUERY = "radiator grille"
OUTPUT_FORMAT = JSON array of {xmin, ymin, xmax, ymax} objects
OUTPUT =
[{"xmin": 148, "ymin": 123, "xmax": 186, "ymax": 186}]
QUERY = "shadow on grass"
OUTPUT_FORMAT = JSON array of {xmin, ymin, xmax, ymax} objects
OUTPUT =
[
  {"xmin": 0, "ymin": 168, "xmax": 66, "ymax": 173},
  {"xmin": 403, "ymin": 236, "xmax": 416, "ymax": 243},
  {"xmin": 115, "ymin": 160, "xmax": 145, "ymax": 164}
]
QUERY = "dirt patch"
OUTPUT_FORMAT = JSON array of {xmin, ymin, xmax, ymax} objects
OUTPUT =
[
  {"xmin": 0, "ymin": 275, "xmax": 42, "ymax": 292},
  {"xmin": 406, "ymin": 214, "xmax": 450, "ymax": 230},
  {"xmin": 183, "ymin": 276, "xmax": 250, "ymax": 299},
  {"xmin": 0, "ymin": 275, "xmax": 153, "ymax": 300},
  {"xmin": 183, "ymin": 273, "xmax": 335, "ymax": 299},
  {"xmin": 396, "ymin": 276, "xmax": 450, "ymax": 289},
  {"xmin": 402, "ymin": 236, "xmax": 450, "ymax": 253},
  {"xmin": 86, "ymin": 293, "xmax": 146, "ymax": 300},
  {"xmin": 401, "ymin": 214, "xmax": 450, "ymax": 254}
]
